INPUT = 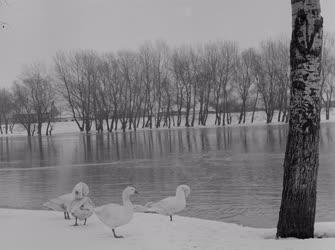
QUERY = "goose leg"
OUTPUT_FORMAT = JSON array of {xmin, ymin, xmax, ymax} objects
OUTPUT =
[
  {"xmin": 64, "ymin": 212, "xmax": 67, "ymax": 220},
  {"xmin": 66, "ymin": 212, "xmax": 70, "ymax": 220},
  {"xmin": 112, "ymin": 229, "xmax": 124, "ymax": 238},
  {"xmin": 170, "ymin": 215, "xmax": 173, "ymax": 222},
  {"xmin": 84, "ymin": 218, "xmax": 87, "ymax": 225},
  {"xmin": 72, "ymin": 217, "xmax": 79, "ymax": 226}
]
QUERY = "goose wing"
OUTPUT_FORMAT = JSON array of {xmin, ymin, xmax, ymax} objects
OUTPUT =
[
  {"xmin": 95, "ymin": 203, "xmax": 126, "ymax": 228},
  {"xmin": 133, "ymin": 204, "xmax": 150, "ymax": 212},
  {"xmin": 43, "ymin": 193, "xmax": 73, "ymax": 212},
  {"xmin": 146, "ymin": 196, "xmax": 181, "ymax": 215},
  {"xmin": 69, "ymin": 197, "xmax": 94, "ymax": 220}
]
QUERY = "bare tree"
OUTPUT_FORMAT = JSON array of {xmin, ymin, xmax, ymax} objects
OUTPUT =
[
  {"xmin": 54, "ymin": 52, "xmax": 84, "ymax": 131},
  {"xmin": 118, "ymin": 50, "xmax": 141, "ymax": 132},
  {"xmin": 198, "ymin": 45, "xmax": 215, "ymax": 126},
  {"xmin": 54, "ymin": 51, "xmax": 97, "ymax": 133},
  {"xmin": 139, "ymin": 43, "xmax": 155, "ymax": 129},
  {"xmin": 277, "ymin": 0, "xmax": 323, "ymax": 239},
  {"xmin": 235, "ymin": 48, "xmax": 257, "ymax": 124},
  {"xmin": 208, "ymin": 42, "xmax": 238, "ymax": 126},
  {"xmin": 174, "ymin": 46, "xmax": 196, "ymax": 128},
  {"xmin": 320, "ymin": 33, "xmax": 335, "ymax": 120},
  {"xmin": 45, "ymin": 101, "xmax": 58, "ymax": 136},
  {"xmin": 249, "ymin": 51, "xmax": 263, "ymax": 123},
  {"xmin": 258, "ymin": 40, "xmax": 282, "ymax": 123},
  {"xmin": 6, "ymin": 37, "xmax": 324, "ymax": 135},
  {"xmin": 171, "ymin": 48, "xmax": 187, "ymax": 127},
  {"xmin": 276, "ymin": 40, "xmax": 290, "ymax": 123},
  {"xmin": 21, "ymin": 63, "xmax": 55, "ymax": 136},
  {"xmin": 0, "ymin": 88, "xmax": 14, "ymax": 134},
  {"xmin": 190, "ymin": 48, "xmax": 203, "ymax": 127},
  {"xmin": 161, "ymin": 76, "xmax": 174, "ymax": 128},
  {"xmin": 97, "ymin": 53, "xmax": 120, "ymax": 132},
  {"xmin": 12, "ymin": 83, "xmax": 35, "ymax": 136}
]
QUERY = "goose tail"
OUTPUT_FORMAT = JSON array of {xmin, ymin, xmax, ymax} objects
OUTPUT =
[
  {"xmin": 143, "ymin": 202, "xmax": 160, "ymax": 213},
  {"xmin": 43, "ymin": 201, "xmax": 66, "ymax": 212},
  {"xmin": 132, "ymin": 204, "xmax": 159, "ymax": 213},
  {"xmin": 143, "ymin": 210, "xmax": 158, "ymax": 214}
]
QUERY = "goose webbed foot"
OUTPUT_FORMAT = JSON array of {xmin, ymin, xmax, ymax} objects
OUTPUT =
[
  {"xmin": 170, "ymin": 215, "xmax": 173, "ymax": 222},
  {"xmin": 112, "ymin": 229, "xmax": 124, "ymax": 238},
  {"xmin": 72, "ymin": 217, "xmax": 79, "ymax": 226}
]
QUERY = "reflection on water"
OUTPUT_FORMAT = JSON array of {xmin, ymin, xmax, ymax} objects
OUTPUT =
[{"xmin": 1, "ymin": 123, "xmax": 335, "ymax": 228}]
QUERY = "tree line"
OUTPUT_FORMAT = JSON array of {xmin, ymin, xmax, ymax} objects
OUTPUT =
[{"xmin": 0, "ymin": 36, "xmax": 334, "ymax": 136}]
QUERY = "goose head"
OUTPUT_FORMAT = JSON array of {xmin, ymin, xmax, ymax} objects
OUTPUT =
[
  {"xmin": 122, "ymin": 186, "xmax": 139, "ymax": 198},
  {"xmin": 72, "ymin": 182, "xmax": 89, "ymax": 200},
  {"xmin": 176, "ymin": 185, "xmax": 191, "ymax": 198}
]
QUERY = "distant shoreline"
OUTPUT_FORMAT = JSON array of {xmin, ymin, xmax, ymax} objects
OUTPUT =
[{"xmin": 1, "ymin": 110, "xmax": 335, "ymax": 138}]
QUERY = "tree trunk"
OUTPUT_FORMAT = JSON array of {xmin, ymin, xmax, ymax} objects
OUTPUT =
[
  {"xmin": 191, "ymin": 85, "xmax": 197, "ymax": 127},
  {"xmin": 326, "ymin": 105, "xmax": 330, "ymax": 120},
  {"xmin": 121, "ymin": 121, "xmax": 127, "ymax": 132},
  {"xmin": 238, "ymin": 100, "xmax": 246, "ymax": 124},
  {"xmin": 326, "ymin": 94, "xmax": 332, "ymax": 120},
  {"xmin": 27, "ymin": 126, "xmax": 31, "ymax": 136},
  {"xmin": 46, "ymin": 120, "xmax": 51, "ymax": 136},
  {"xmin": 105, "ymin": 115, "xmax": 110, "ymax": 132},
  {"xmin": 251, "ymin": 90, "xmax": 259, "ymax": 123},
  {"xmin": 37, "ymin": 120, "xmax": 42, "ymax": 136},
  {"xmin": 185, "ymin": 89, "xmax": 191, "ymax": 127},
  {"xmin": 9, "ymin": 123, "xmax": 14, "ymax": 134},
  {"xmin": 243, "ymin": 107, "xmax": 246, "ymax": 124},
  {"xmin": 198, "ymin": 92, "xmax": 204, "ymax": 125},
  {"xmin": 266, "ymin": 112, "xmax": 273, "ymax": 124},
  {"xmin": 177, "ymin": 91, "xmax": 182, "ymax": 127},
  {"xmin": 85, "ymin": 117, "xmax": 91, "ymax": 134},
  {"xmin": 277, "ymin": 0, "xmax": 323, "ymax": 239},
  {"xmin": 114, "ymin": 117, "xmax": 118, "ymax": 131},
  {"xmin": 277, "ymin": 108, "xmax": 282, "ymax": 122},
  {"xmin": 238, "ymin": 110, "xmax": 243, "ymax": 124}
]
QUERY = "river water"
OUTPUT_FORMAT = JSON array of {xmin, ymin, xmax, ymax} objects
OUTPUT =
[{"xmin": 1, "ymin": 123, "xmax": 335, "ymax": 228}]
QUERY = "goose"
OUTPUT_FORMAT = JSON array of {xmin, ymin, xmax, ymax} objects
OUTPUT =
[
  {"xmin": 95, "ymin": 186, "xmax": 138, "ymax": 238},
  {"xmin": 69, "ymin": 182, "xmax": 95, "ymax": 226},
  {"xmin": 145, "ymin": 185, "xmax": 190, "ymax": 221},
  {"xmin": 43, "ymin": 193, "xmax": 73, "ymax": 220}
]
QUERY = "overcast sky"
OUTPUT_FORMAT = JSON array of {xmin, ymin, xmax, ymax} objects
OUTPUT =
[{"xmin": 0, "ymin": 0, "xmax": 335, "ymax": 87}]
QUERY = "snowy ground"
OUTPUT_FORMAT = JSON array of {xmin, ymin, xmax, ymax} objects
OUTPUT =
[
  {"xmin": 2, "ymin": 109, "xmax": 335, "ymax": 137},
  {"xmin": 1, "ymin": 208, "xmax": 335, "ymax": 250}
]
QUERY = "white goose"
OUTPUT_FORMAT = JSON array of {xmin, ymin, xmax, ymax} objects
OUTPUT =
[
  {"xmin": 43, "ymin": 193, "xmax": 73, "ymax": 220},
  {"xmin": 95, "ymin": 186, "xmax": 138, "ymax": 238},
  {"xmin": 145, "ymin": 185, "xmax": 191, "ymax": 221},
  {"xmin": 69, "ymin": 182, "xmax": 95, "ymax": 226}
]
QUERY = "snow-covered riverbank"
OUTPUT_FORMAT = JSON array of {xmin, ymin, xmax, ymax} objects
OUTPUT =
[
  {"xmin": 2, "ymin": 110, "xmax": 335, "ymax": 138},
  {"xmin": 1, "ymin": 208, "xmax": 335, "ymax": 250}
]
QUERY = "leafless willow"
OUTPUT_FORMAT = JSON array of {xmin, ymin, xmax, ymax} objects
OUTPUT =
[{"xmin": 2, "ymin": 36, "xmax": 334, "ymax": 136}]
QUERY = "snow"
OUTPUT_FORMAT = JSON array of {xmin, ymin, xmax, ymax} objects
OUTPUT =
[{"xmin": 1, "ymin": 208, "xmax": 335, "ymax": 250}]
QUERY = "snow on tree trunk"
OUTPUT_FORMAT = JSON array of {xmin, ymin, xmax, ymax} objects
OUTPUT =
[{"xmin": 277, "ymin": 0, "xmax": 323, "ymax": 239}]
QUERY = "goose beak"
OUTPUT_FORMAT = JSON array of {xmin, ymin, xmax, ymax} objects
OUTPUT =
[{"xmin": 134, "ymin": 190, "xmax": 139, "ymax": 194}]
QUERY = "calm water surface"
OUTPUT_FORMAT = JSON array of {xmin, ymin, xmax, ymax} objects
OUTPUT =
[{"xmin": 1, "ymin": 123, "xmax": 335, "ymax": 228}]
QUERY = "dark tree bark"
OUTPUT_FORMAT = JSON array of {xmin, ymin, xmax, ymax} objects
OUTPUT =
[
  {"xmin": 251, "ymin": 91, "xmax": 258, "ymax": 123},
  {"xmin": 277, "ymin": 0, "xmax": 323, "ymax": 239}
]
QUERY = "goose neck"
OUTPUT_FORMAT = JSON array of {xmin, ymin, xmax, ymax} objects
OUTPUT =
[
  {"xmin": 176, "ymin": 189, "xmax": 186, "ymax": 201},
  {"xmin": 122, "ymin": 193, "xmax": 133, "ymax": 207}
]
